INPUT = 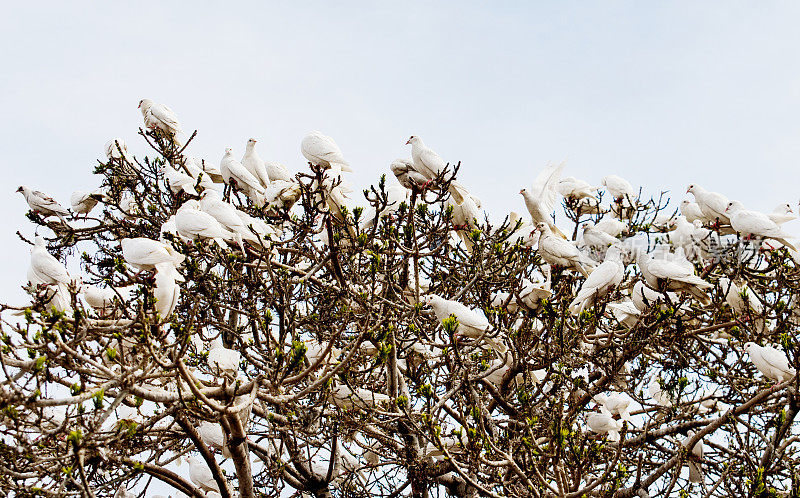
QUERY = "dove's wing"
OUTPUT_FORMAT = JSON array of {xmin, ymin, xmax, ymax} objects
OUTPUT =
[{"xmin": 532, "ymin": 161, "xmax": 566, "ymax": 214}]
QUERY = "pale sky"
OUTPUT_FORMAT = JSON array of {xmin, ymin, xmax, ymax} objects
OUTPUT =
[{"xmin": 2, "ymin": 1, "xmax": 800, "ymax": 307}]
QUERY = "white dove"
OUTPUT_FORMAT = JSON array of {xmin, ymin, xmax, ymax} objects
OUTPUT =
[
  {"xmin": 301, "ymin": 131, "xmax": 352, "ymax": 171},
  {"xmin": 70, "ymin": 190, "xmax": 103, "ymax": 218},
  {"xmin": 535, "ymin": 222, "xmax": 591, "ymax": 277},
  {"xmin": 200, "ymin": 189, "xmax": 263, "ymax": 250},
  {"xmin": 208, "ymin": 336, "xmax": 241, "ymax": 378},
  {"xmin": 28, "ymin": 236, "xmax": 72, "ymax": 289},
  {"xmin": 186, "ymin": 156, "xmax": 224, "ymax": 183},
  {"xmin": 587, "ymin": 411, "xmax": 623, "ymax": 442},
  {"xmin": 175, "ymin": 200, "xmax": 234, "ymax": 249},
  {"xmin": 182, "ymin": 157, "xmax": 218, "ymax": 190},
  {"xmin": 235, "ymin": 210, "xmax": 275, "ymax": 242},
  {"xmin": 330, "ymin": 384, "xmax": 391, "ymax": 410},
  {"xmin": 153, "ymin": 262, "xmax": 182, "ymax": 321},
  {"xmin": 241, "ymin": 138, "xmax": 271, "ymax": 187},
  {"xmin": 405, "ymin": 135, "xmax": 470, "ymax": 203},
  {"xmin": 744, "ymin": 342, "xmax": 796, "ymax": 384},
  {"xmin": 558, "ymin": 176, "xmax": 597, "ymax": 199},
  {"xmin": 725, "ymin": 200, "xmax": 797, "ymax": 251},
  {"xmin": 608, "ymin": 300, "xmax": 641, "ymax": 328},
  {"xmin": 121, "ymin": 238, "xmax": 185, "ymax": 271},
  {"xmin": 263, "ymin": 180, "xmax": 302, "ymax": 210},
  {"xmin": 593, "ymin": 392, "xmax": 634, "ymax": 424},
  {"xmin": 682, "ymin": 431, "xmax": 704, "ymax": 483},
  {"xmin": 769, "ymin": 203, "xmax": 796, "ymax": 226},
  {"xmin": 581, "ymin": 221, "xmax": 619, "ymax": 249},
  {"xmin": 421, "ymin": 294, "xmax": 506, "ymax": 352},
  {"xmin": 648, "ymin": 377, "xmax": 674, "ymax": 407},
  {"xmin": 219, "ymin": 148, "xmax": 265, "ymax": 199},
  {"xmin": 184, "ymin": 455, "xmax": 220, "ymax": 493},
  {"xmin": 595, "ymin": 218, "xmax": 627, "ymax": 237},
  {"xmin": 687, "ymin": 184, "xmax": 730, "ymax": 225},
  {"xmin": 104, "ymin": 138, "xmax": 133, "ymax": 163},
  {"xmin": 390, "ymin": 158, "xmax": 427, "ymax": 190},
  {"xmin": 631, "ymin": 281, "xmax": 677, "ymax": 312},
  {"xmin": 680, "ymin": 200, "xmax": 705, "ymax": 224},
  {"xmin": 602, "ymin": 175, "xmax": 635, "ymax": 200},
  {"xmin": 637, "ymin": 249, "xmax": 711, "ymax": 304},
  {"xmin": 718, "ymin": 277, "xmax": 764, "ymax": 332},
  {"xmin": 138, "ymin": 99, "xmax": 182, "ymax": 138},
  {"xmin": 569, "ymin": 245, "xmax": 624, "ymax": 315},
  {"xmin": 161, "ymin": 164, "xmax": 199, "ymax": 197},
  {"xmin": 359, "ymin": 184, "xmax": 409, "ymax": 231},
  {"xmin": 520, "ymin": 161, "xmax": 567, "ymax": 238},
  {"xmin": 17, "ymin": 186, "xmax": 70, "ymax": 222}
]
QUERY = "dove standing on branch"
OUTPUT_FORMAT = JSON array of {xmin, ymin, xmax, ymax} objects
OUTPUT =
[
  {"xmin": 593, "ymin": 392, "xmax": 634, "ymax": 424},
  {"xmin": 160, "ymin": 164, "xmax": 199, "ymax": 197},
  {"xmin": 153, "ymin": 262, "xmax": 182, "ymax": 322},
  {"xmin": 421, "ymin": 294, "xmax": 507, "ymax": 353},
  {"xmin": 105, "ymin": 138, "xmax": 133, "ymax": 163},
  {"xmin": 301, "ymin": 130, "xmax": 352, "ymax": 172},
  {"xmin": 241, "ymin": 138, "xmax": 271, "ymax": 187},
  {"xmin": 405, "ymin": 135, "xmax": 470, "ymax": 203},
  {"xmin": 138, "ymin": 98, "xmax": 182, "ymax": 139},
  {"xmin": 184, "ymin": 455, "xmax": 221, "ymax": 493},
  {"xmin": 175, "ymin": 200, "xmax": 235, "ymax": 249},
  {"xmin": 744, "ymin": 342, "xmax": 796, "ymax": 384},
  {"xmin": 569, "ymin": 245, "xmax": 624, "ymax": 315},
  {"xmin": 121, "ymin": 238, "xmax": 185, "ymax": 272},
  {"xmin": 725, "ymin": 201, "xmax": 797, "ymax": 251},
  {"xmin": 637, "ymin": 249, "xmax": 712, "ymax": 304},
  {"xmin": 595, "ymin": 217, "xmax": 627, "ymax": 237},
  {"xmin": 183, "ymin": 157, "xmax": 218, "ymax": 190},
  {"xmin": 186, "ymin": 156, "xmax": 223, "ymax": 183},
  {"xmin": 17, "ymin": 186, "xmax": 70, "ymax": 223},
  {"xmin": 558, "ymin": 176, "xmax": 597, "ymax": 200},
  {"xmin": 219, "ymin": 148, "xmax": 265, "ymax": 201},
  {"xmin": 581, "ymin": 221, "xmax": 619, "ymax": 249},
  {"xmin": 602, "ymin": 175, "xmax": 635, "ymax": 201},
  {"xmin": 330, "ymin": 384, "xmax": 391, "ymax": 410},
  {"xmin": 390, "ymin": 158, "xmax": 427, "ymax": 190},
  {"xmin": 682, "ymin": 432, "xmax": 704, "ymax": 483},
  {"xmin": 208, "ymin": 336, "xmax": 241, "ymax": 378},
  {"xmin": 535, "ymin": 222, "xmax": 592, "ymax": 277},
  {"xmin": 769, "ymin": 203, "xmax": 797, "ymax": 226},
  {"xmin": 718, "ymin": 277, "xmax": 765, "ymax": 332},
  {"xmin": 519, "ymin": 161, "xmax": 567, "ymax": 238},
  {"xmin": 200, "ymin": 189, "xmax": 264, "ymax": 250},
  {"xmin": 28, "ymin": 236, "xmax": 73, "ymax": 290},
  {"xmin": 70, "ymin": 190, "xmax": 103, "ymax": 218},
  {"xmin": 680, "ymin": 200, "xmax": 705, "ymax": 224},
  {"xmin": 360, "ymin": 184, "xmax": 409, "ymax": 231},
  {"xmin": 686, "ymin": 184, "xmax": 730, "ymax": 225}
]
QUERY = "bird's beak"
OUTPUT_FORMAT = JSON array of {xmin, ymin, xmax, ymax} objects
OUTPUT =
[
  {"xmin": 724, "ymin": 206, "xmax": 729, "ymax": 213},
  {"xmin": 405, "ymin": 139, "xmax": 411, "ymax": 145},
  {"xmin": 685, "ymin": 188, "xmax": 690, "ymax": 193}
]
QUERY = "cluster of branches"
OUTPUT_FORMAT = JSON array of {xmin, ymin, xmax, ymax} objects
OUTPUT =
[{"xmin": 0, "ymin": 124, "xmax": 799, "ymax": 498}]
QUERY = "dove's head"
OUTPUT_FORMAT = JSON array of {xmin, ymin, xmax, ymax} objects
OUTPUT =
[
  {"xmin": 224, "ymin": 147, "xmax": 233, "ymax": 156},
  {"xmin": 138, "ymin": 99, "xmax": 153, "ymax": 110},
  {"xmin": 725, "ymin": 200, "xmax": 744, "ymax": 214},
  {"xmin": 582, "ymin": 221, "xmax": 595, "ymax": 230},
  {"xmin": 420, "ymin": 294, "xmax": 440, "ymax": 307},
  {"xmin": 776, "ymin": 202, "xmax": 793, "ymax": 214},
  {"xmin": 686, "ymin": 184, "xmax": 700, "ymax": 195},
  {"xmin": 744, "ymin": 342, "xmax": 757, "ymax": 355},
  {"xmin": 519, "ymin": 188, "xmax": 527, "ymax": 195},
  {"xmin": 406, "ymin": 136, "xmax": 419, "ymax": 146},
  {"xmin": 15, "ymin": 186, "xmax": 25, "ymax": 194},
  {"xmin": 534, "ymin": 222, "xmax": 549, "ymax": 234},
  {"xmin": 247, "ymin": 138, "xmax": 257, "ymax": 147}
]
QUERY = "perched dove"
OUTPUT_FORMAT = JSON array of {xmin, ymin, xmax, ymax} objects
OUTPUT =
[
  {"xmin": 301, "ymin": 131, "xmax": 352, "ymax": 171},
  {"xmin": 687, "ymin": 184, "xmax": 730, "ymax": 225},
  {"xmin": 535, "ymin": 222, "xmax": 592, "ymax": 277},
  {"xmin": 682, "ymin": 431, "xmax": 704, "ymax": 483},
  {"xmin": 241, "ymin": 138, "xmax": 271, "ymax": 187},
  {"xmin": 359, "ymin": 184, "xmax": 409, "ymax": 231},
  {"xmin": 680, "ymin": 200, "xmax": 704, "ymax": 224},
  {"xmin": 405, "ymin": 135, "xmax": 469, "ymax": 203},
  {"xmin": 175, "ymin": 200, "xmax": 234, "ymax": 249},
  {"xmin": 718, "ymin": 277, "xmax": 765, "ymax": 332},
  {"xmin": 17, "ymin": 186, "xmax": 70, "ymax": 222},
  {"xmin": 520, "ymin": 161, "xmax": 567, "ymax": 238},
  {"xmin": 161, "ymin": 164, "xmax": 199, "ymax": 197},
  {"xmin": 390, "ymin": 158, "xmax": 427, "ymax": 190},
  {"xmin": 208, "ymin": 336, "xmax": 241, "ymax": 377},
  {"xmin": 182, "ymin": 157, "xmax": 218, "ymax": 190},
  {"xmin": 219, "ymin": 148, "xmax": 265, "ymax": 199},
  {"xmin": 121, "ymin": 237, "xmax": 185, "ymax": 272},
  {"xmin": 330, "ymin": 384, "xmax": 391, "ymax": 410},
  {"xmin": 593, "ymin": 392, "xmax": 634, "ymax": 424},
  {"xmin": 637, "ymin": 249, "xmax": 711, "ymax": 304},
  {"xmin": 648, "ymin": 377, "xmax": 673, "ymax": 407},
  {"xmin": 184, "ymin": 455, "xmax": 220, "ymax": 493},
  {"xmin": 105, "ymin": 139, "xmax": 133, "ymax": 163},
  {"xmin": 200, "ymin": 189, "xmax": 263, "ymax": 250},
  {"xmin": 726, "ymin": 201, "xmax": 797, "ymax": 251},
  {"xmin": 28, "ymin": 236, "xmax": 72, "ymax": 289},
  {"xmin": 138, "ymin": 99, "xmax": 182, "ymax": 137},
  {"xmin": 421, "ymin": 294, "xmax": 506, "ymax": 352},
  {"xmin": 569, "ymin": 246, "xmax": 624, "ymax": 315},
  {"xmin": 153, "ymin": 262, "xmax": 181, "ymax": 321},
  {"xmin": 769, "ymin": 203, "xmax": 796, "ymax": 226},
  {"xmin": 70, "ymin": 190, "xmax": 103, "ymax": 218},
  {"xmin": 602, "ymin": 175, "xmax": 635, "ymax": 200},
  {"xmin": 582, "ymin": 221, "xmax": 619, "ymax": 249},
  {"xmin": 744, "ymin": 342, "xmax": 796, "ymax": 383},
  {"xmin": 558, "ymin": 176, "xmax": 597, "ymax": 200}
]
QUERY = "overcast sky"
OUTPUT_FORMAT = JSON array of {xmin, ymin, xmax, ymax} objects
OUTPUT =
[{"xmin": 2, "ymin": 1, "xmax": 800, "ymax": 308}]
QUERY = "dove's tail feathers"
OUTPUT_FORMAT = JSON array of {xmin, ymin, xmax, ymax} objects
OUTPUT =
[
  {"xmin": 574, "ymin": 262, "xmax": 590, "ymax": 278},
  {"xmin": 775, "ymin": 237, "xmax": 798, "ymax": 252},
  {"xmin": 686, "ymin": 286, "xmax": 711, "ymax": 305},
  {"xmin": 213, "ymin": 238, "xmax": 229, "ymax": 250},
  {"xmin": 448, "ymin": 181, "xmax": 470, "ymax": 204},
  {"xmin": 608, "ymin": 430, "xmax": 620, "ymax": 442},
  {"xmin": 688, "ymin": 461, "xmax": 703, "ymax": 483},
  {"xmin": 549, "ymin": 222, "xmax": 569, "ymax": 240}
]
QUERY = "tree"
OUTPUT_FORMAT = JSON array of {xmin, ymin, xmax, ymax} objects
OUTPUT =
[{"xmin": 1, "ymin": 109, "xmax": 799, "ymax": 498}]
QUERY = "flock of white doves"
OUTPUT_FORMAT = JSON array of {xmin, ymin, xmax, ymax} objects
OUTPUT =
[{"xmin": 16, "ymin": 99, "xmax": 800, "ymax": 489}]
